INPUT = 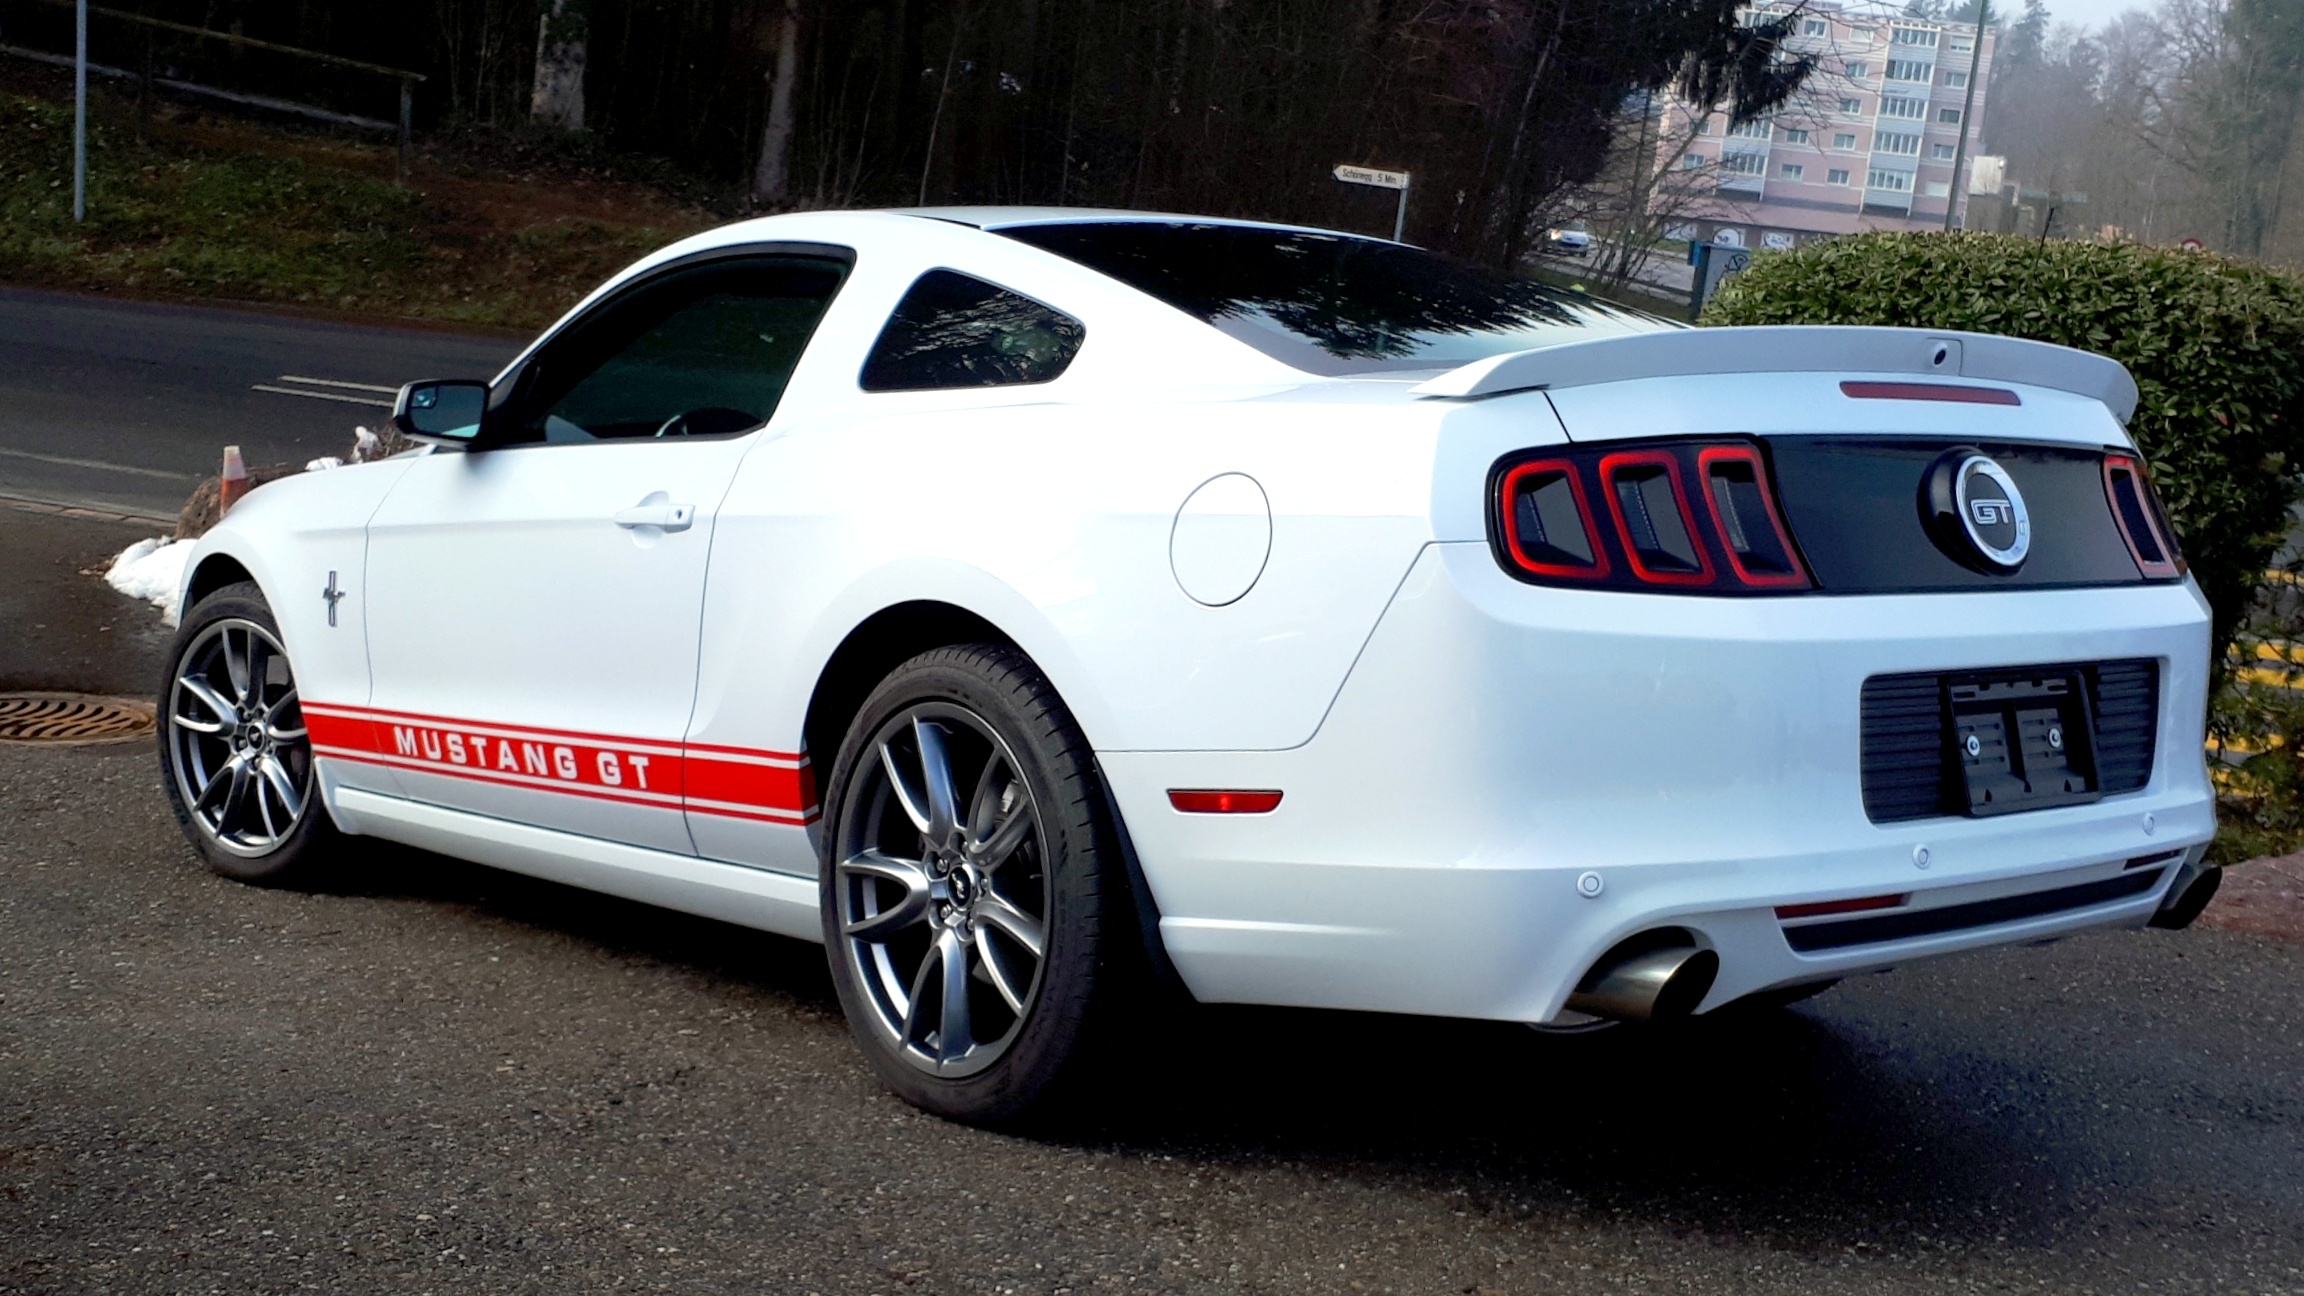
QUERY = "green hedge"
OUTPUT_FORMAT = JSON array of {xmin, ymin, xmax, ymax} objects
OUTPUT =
[{"xmin": 1702, "ymin": 232, "xmax": 2304, "ymax": 659}]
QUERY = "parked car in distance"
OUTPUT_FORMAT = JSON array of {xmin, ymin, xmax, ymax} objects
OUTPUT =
[
  {"xmin": 1545, "ymin": 222, "xmax": 1594, "ymax": 255},
  {"xmin": 158, "ymin": 208, "xmax": 2220, "ymax": 1125}
]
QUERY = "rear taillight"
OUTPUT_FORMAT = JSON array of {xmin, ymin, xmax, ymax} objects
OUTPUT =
[
  {"xmin": 1497, "ymin": 458, "xmax": 1609, "ymax": 580},
  {"xmin": 2101, "ymin": 453, "xmax": 2183, "ymax": 580},
  {"xmin": 1490, "ymin": 440, "xmax": 1811, "ymax": 594}
]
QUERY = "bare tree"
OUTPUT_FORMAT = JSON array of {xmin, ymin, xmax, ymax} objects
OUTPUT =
[
  {"xmin": 752, "ymin": 0, "xmax": 803, "ymax": 208},
  {"xmin": 530, "ymin": 0, "xmax": 588, "ymax": 132}
]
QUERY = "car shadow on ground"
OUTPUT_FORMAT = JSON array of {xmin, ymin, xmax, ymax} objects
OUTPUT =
[{"xmin": 323, "ymin": 837, "xmax": 2067, "ymax": 1253}]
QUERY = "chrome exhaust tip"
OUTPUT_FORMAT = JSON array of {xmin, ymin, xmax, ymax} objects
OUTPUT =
[
  {"xmin": 1563, "ymin": 932, "xmax": 1720, "ymax": 1023},
  {"xmin": 2148, "ymin": 860, "xmax": 2222, "ymax": 931}
]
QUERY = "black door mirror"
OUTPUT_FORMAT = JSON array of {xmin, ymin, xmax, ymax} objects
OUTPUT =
[{"xmin": 392, "ymin": 380, "xmax": 491, "ymax": 447}]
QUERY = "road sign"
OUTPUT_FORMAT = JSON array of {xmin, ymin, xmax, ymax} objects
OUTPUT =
[
  {"xmin": 2179, "ymin": 237, "xmax": 2206, "ymax": 252},
  {"xmin": 1332, "ymin": 164, "xmax": 1412, "ymax": 242},
  {"xmin": 1332, "ymin": 164, "xmax": 1409, "ymax": 190}
]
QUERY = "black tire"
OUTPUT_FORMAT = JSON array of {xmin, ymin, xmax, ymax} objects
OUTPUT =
[
  {"xmin": 157, "ymin": 580, "xmax": 342, "ymax": 886},
  {"xmin": 819, "ymin": 644, "xmax": 1128, "ymax": 1125}
]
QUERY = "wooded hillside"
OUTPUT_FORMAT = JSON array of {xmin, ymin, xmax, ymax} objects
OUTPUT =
[{"xmin": 2, "ymin": 0, "xmax": 1813, "ymax": 265}]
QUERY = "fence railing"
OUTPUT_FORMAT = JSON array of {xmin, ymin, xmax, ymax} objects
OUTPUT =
[{"xmin": 3, "ymin": 0, "xmax": 424, "ymax": 184}]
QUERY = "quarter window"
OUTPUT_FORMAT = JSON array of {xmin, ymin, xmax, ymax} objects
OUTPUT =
[{"xmin": 860, "ymin": 270, "xmax": 1085, "ymax": 392}]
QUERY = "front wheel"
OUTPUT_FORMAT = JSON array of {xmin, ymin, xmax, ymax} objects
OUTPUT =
[
  {"xmin": 820, "ymin": 645, "xmax": 1126, "ymax": 1125},
  {"xmin": 157, "ymin": 580, "xmax": 342, "ymax": 885}
]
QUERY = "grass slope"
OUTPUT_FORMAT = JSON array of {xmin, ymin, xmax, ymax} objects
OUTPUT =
[{"xmin": 0, "ymin": 77, "xmax": 713, "ymax": 331}]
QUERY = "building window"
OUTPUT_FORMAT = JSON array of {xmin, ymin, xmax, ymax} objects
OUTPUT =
[
  {"xmin": 1875, "ymin": 131, "xmax": 1922, "ymax": 155},
  {"xmin": 1828, "ymin": 168, "xmax": 1852, "ymax": 185},
  {"xmin": 1803, "ymin": 18, "xmax": 1828, "ymax": 35},
  {"xmin": 1886, "ymin": 59, "xmax": 1933, "ymax": 82},
  {"xmin": 1881, "ymin": 96, "xmax": 1928, "ymax": 119},
  {"xmin": 1783, "ymin": 128, "xmax": 1810, "ymax": 144},
  {"xmin": 1693, "ymin": 117, "xmax": 1711, "ymax": 134},
  {"xmin": 1728, "ymin": 118, "xmax": 1772, "ymax": 139},
  {"xmin": 1942, "ymin": 70, "xmax": 1968, "ymax": 88},
  {"xmin": 1933, "ymin": 142, "xmax": 1958, "ymax": 160},
  {"xmin": 1867, "ymin": 168, "xmax": 1915, "ymax": 192},
  {"xmin": 1834, "ymin": 132, "xmax": 1859, "ymax": 149},
  {"xmin": 1682, "ymin": 152, "xmax": 1707, "ymax": 169},
  {"xmin": 1840, "ymin": 97, "xmax": 1866, "ymax": 115},
  {"xmin": 1720, "ymin": 151, "xmax": 1769, "ymax": 175},
  {"xmin": 1947, "ymin": 36, "xmax": 1973, "ymax": 53},
  {"xmin": 1781, "ymin": 163, "xmax": 1805, "ymax": 179},
  {"xmin": 1844, "ymin": 61, "xmax": 1870, "ymax": 77},
  {"xmin": 1938, "ymin": 107, "xmax": 1963, "ymax": 124},
  {"xmin": 1892, "ymin": 27, "xmax": 1939, "ymax": 46},
  {"xmin": 1924, "ymin": 181, "xmax": 1951, "ymax": 197}
]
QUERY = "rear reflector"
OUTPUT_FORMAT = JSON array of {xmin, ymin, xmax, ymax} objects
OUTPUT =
[
  {"xmin": 1168, "ymin": 789, "xmax": 1283, "ymax": 814},
  {"xmin": 1840, "ymin": 381, "xmax": 2021, "ymax": 406},
  {"xmin": 1775, "ymin": 893, "xmax": 1909, "ymax": 920}
]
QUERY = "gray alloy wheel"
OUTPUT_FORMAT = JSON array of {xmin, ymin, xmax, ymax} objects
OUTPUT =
[
  {"xmin": 158, "ymin": 580, "xmax": 344, "ymax": 886},
  {"xmin": 165, "ymin": 617, "xmax": 313, "ymax": 857},
  {"xmin": 833, "ymin": 701, "xmax": 1053, "ymax": 1079}
]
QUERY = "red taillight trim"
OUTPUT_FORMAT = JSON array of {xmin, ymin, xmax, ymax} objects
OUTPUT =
[
  {"xmin": 2101, "ymin": 454, "xmax": 2182, "ymax": 580},
  {"xmin": 1840, "ymin": 381, "xmax": 2022, "ymax": 406},
  {"xmin": 1694, "ymin": 444, "xmax": 1811, "ymax": 589},
  {"xmin": 1167, "ymin": 789, "xmax": 1284, "ymax": 814},
  {"xmin": 1597, "ymin": 450, "xmax": 1716, "ymax": 587},
  {"xmin": 1775, "ymin": 893, "xmax": 1909, "ymax": 920},
  {"xmin": 1496, "ymin": 458, "xmax": 1611, "ymax": 580}
]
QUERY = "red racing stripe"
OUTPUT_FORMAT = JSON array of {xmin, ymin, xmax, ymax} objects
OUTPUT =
[{"xmin": 304, "ymin": 703, "xmax": 818, "ymax": 824}]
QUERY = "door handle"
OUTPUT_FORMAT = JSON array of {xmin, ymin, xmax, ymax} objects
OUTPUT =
[{"xmin": 613, "ymin": 502, "xmax": 695, "ymax": 532}]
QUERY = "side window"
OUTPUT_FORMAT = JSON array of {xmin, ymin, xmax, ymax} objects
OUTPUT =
[
  {"xmin": 515, "ymin": 255, "xmax": 847, "ymax": 443},
  {"xmin": 859, "ymin": 270, "xmax": 1085, "ymax": 392}
]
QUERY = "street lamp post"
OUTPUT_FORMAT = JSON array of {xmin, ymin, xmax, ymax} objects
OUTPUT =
[
  {"xmin": 1943, "ymin": 0, "xmax": 1988, "ymax": 233},
  {"xmin": 73, "ymin": 0, "xmax": 87, "ymax": 222}
]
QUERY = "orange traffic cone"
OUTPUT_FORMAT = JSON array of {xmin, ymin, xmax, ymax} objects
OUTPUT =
[{"xmin": 218, "ymin": 445, "xmax": 248, "ymax": 513}]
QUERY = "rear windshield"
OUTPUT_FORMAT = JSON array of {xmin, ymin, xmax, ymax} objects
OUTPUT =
[{"xmin": 997, "ymin": 221, "xmax": 1674, "ymax": 376}]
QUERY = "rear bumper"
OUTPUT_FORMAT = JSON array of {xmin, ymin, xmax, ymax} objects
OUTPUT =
[{"xmin": 1104, "ymin": 542, "xmax": 2216, "ymax": 1021}]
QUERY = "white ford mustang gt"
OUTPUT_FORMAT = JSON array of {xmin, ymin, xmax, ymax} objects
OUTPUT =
[{"xmin": 160, "ymin": 208, "xmax": 2219, "ymax": 1122}]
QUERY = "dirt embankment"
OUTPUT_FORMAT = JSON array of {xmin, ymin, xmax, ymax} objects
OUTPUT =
[{"xmin": 0, "ymin": 60, "xmax": 721, "ymax": 332}]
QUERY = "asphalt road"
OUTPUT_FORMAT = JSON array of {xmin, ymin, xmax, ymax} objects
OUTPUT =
[
  {"xmin": 3, "ymin": 725, "xmax": 2301, "ymax": 1293},
  {"xmin": 0, "ymin": 288, "xmax": 521, "ymax": 521}
]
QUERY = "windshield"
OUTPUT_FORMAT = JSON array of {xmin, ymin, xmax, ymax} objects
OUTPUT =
[{"xmin": 997, "ymin": 221, "xmax": 1675, "ymax": 375}]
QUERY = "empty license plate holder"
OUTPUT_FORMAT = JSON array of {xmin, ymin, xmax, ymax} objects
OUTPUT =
[{"xmin": 1946, "ymin": 669, "xmax": 2102, "ymax": 816}]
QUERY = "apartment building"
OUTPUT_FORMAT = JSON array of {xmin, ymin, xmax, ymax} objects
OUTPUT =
[{"xmin": 1660, "ymin": 4, "xmax": 1997, "ymax": 248}]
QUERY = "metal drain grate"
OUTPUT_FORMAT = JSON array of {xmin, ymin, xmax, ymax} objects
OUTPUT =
[{"xmin": 0, "ymin": 693, "xmax": 157, "ymax": 743}]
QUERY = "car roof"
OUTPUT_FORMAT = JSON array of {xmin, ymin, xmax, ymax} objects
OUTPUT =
[{"xmin": 887, "ymin": 206, "xmax": 1396, "ymax": 243}]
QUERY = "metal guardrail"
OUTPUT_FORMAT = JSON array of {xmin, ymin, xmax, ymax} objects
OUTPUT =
[{"xmin": 6, "ymin": 0, "xmax": 423, "ymax": 183}]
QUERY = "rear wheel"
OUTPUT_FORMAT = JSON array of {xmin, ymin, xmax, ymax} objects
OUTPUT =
[
  {"xmin": 158, "ymin": 581, "xmax": 341, "ymax": 886},
  {"xmin": 820, "ymin": 644, "xmax": 1124, "ymax": 1124}
]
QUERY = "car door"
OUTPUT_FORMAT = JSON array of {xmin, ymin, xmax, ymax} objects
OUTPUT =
[{"xmin": 359, "ymin": 249, "xmax": 851, "ymax": 854}]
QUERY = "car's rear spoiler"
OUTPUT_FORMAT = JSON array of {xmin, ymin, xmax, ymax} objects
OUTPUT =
[{"xmin": 1409, "ymin": 326, "xmax": 2139, "ymax": 424}]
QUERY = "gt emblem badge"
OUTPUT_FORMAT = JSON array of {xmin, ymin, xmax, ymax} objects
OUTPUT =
[
  {"xmin": 323, "ymin": 571, "xmax": 345, "ymax": 627},
  {"xmin": 1922, "ymin": 448, "xmax": 2031, "ymax": 573}
]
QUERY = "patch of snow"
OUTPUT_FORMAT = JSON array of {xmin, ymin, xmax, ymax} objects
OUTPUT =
[
  {"xmin": 104, "ymin": 537, "xmax": 197, "ymax": 627},
  {"xmin": 305, "ymin": 456, "xmax": 344, "ymax": 472}
]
